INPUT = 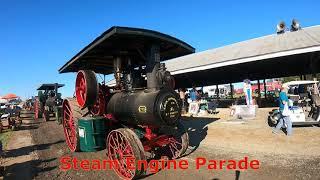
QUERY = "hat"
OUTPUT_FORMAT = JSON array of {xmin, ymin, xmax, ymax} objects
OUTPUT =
[{"xmin": 281, "ymin": 85, "xmax": 288, "ymax": 90}]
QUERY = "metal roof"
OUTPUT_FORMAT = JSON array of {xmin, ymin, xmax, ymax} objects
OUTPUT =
[
  {"xmin": 106, "ymin": 25, "xmax": 320, "ymax": 88},
  {"xmin": 37, "ymin": 84, "xmax": 65, "ymax": 90},
  {"xmin": 59, "ymin": 26, "xmax": 195, "ymax": 74},
  {"xmin": 165, "ymin": 25, "xmax": 320, "ymax": 87}
]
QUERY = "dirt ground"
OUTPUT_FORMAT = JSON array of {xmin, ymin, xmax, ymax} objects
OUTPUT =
[{"xmin": 1, "ymin": 108, "xmax": 320, "ymax": 180}]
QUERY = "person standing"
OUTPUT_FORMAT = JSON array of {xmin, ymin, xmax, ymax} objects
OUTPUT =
[
  {"xmin": 189, "ymin": 86, "xmax": 197, "ymax": 102},
  {"xmin": 272, "ymin": 86, "xmax": 293, "ymax": 136},
  {"xmin": 179, "ymin": 88, "xmax": 186, "ymax": 100},
  {"xmin": 243, "ymin": 79, "xmax": 253, "ymax": 105},
  {"xmin": 188, "ymin": 86, "xmax": 200, "ymax": 115},
  {"xmin": 179, "ymin": 88, "xmax": 186, "ymax": 114}
]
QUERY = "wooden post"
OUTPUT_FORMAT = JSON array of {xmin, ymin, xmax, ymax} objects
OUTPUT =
[
  {"xmin": 257, "ymin": 80, "xmax": 261, "ymax": 106},
  {"xmin": 263, "ymin": 79, "xmax": 267, "ymax": 99},
  {"xmin": 216, "ymin": 85, "xmax": 219, "ymax": 98},
  {"xmin": 313, "ymin": 73, "xmax": 317, "ymax": 81},
  {"xmin": 303, "ymin": 74, "xmax": 307, "ymax": 80},
  {"xmin": 230, "ymin": 83, "xmax": 234, "ymax": 99},
  {"xmin": 300, "ymin": 75, "xmax": 303, "ymax": 80}
]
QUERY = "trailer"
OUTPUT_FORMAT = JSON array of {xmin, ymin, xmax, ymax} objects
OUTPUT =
[{"xmin": 59, "ymin": 26, "xmax": 194, "ymax": 179}]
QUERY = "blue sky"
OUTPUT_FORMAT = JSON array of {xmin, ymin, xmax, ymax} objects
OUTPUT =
[{"xmin": 0, "ymin": 0, "xmax": 319, "ymax": 99}]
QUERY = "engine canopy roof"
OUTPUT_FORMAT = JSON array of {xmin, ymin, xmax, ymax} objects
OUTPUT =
[
  {"xmin": 59, "ymin": 26, "xmax": 195, "ymax": 74},
  {"xmin": 37, "ymin": 84, "xmax": 65, "ymax": 90}
]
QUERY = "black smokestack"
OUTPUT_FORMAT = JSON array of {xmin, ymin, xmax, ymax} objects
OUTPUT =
[{"xmin": 146, "ymin": 44, "xmax": 160, "ymax": 90}]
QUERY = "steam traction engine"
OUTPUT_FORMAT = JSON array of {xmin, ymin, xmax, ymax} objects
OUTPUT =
[
  {"xmin": 59, "ymin": 26, "xmax": 195, "ymax": 179},
  {"xmin": 34, "ymin": 83, "xmax": 64, "ymax": 123}
]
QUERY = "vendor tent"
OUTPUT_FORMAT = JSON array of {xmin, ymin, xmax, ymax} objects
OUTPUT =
[{"xmin": 2, "ymin": 93, "xmax": 18, "ymax": 99}]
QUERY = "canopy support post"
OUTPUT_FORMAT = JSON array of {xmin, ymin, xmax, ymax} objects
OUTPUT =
[
  {"xmin": 230, "ymin": 83, "xmax": 234, "ymax": 99},
  {"xmin": 257, "ymin": 80, "xmax": 261, "ymax": 107},
  {"xmin": 263, "ymin": 79, "xmax": 267, "ymax": 99},
  {"xmin": 216, "ymin": 85, "xmax": 219, "ymax": 98},
  {"xmin": 313, "ymin": 73, "xmax": 317, "ymax": 81}
]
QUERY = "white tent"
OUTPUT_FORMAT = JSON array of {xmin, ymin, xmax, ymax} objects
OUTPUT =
[{"xmin": 0, "ymin": 98, "xmax": 8, "ymax": 104}]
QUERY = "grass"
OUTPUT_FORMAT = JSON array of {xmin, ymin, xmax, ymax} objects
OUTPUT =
[{"xmin": 0, "ymin": 130, "xmax": 13, "ymax": 149}]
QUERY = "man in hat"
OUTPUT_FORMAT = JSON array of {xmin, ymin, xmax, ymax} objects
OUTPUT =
[{"xmin": 272, "ymin": 85, "xmax": 293, "ymax": 136}]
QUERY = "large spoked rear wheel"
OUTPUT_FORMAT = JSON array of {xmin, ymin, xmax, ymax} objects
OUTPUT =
[
  {"xmin": 107, "ymin": 128, "xmax": 146, "ymax": 180},
  {"xmin": 90, "ymin": 84, "xmax": 106, "ymax": 116},
  {"xmin": 75, "ymin": 70, "xmax": 98, "ymax": 108},
  {"xmin": 62, "ymin": 98, "xmax": 87, "ymax": 152},
  {"xmin": 162, "ymin": 122, "xmax": 189, "ymax": 159}
]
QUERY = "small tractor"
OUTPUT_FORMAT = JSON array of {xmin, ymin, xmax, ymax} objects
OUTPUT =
[
  {"xmin": 34, "ymin": 83, "xmax": 64, "ymax": 123},
  {"xmin": 59, "ymin": 26, "xmax": 194, "ymax": 179}
]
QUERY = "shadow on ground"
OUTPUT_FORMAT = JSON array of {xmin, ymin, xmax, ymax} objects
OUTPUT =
[
  {"xmin": 15, "ymin": 118, "xmax": 41, "ymax": 131},
  {"xmin": 4, "ymin": 158, "xmax": 57, "ymax": 180},
  {"xmin": 3, "ymin": 140, "xmax": 64, "ymax": 158},
  {"xmin": 17, "ymin": 125, "xmax": 39, "ymax": 131},
  {"xmin": 211, "ymin": 170, "xmax": 241, "ymax": 180},
  {"xmin": 181, "ymin": 116, "xmax": 220, "ymax": 156}
]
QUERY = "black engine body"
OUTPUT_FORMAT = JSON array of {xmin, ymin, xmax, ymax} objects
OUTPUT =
[{"xmin": 107, "ymin": 88, "xmax": 181, "ymax": 127}]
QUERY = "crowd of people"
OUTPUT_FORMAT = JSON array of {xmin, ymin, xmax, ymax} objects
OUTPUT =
[
  {"xmin": 178, "ymin": 86, "xmax": 210, "ymax": 102},
  {"xmin": 178, "ymin": 86, "xmax": 218, "ymax": 115}
]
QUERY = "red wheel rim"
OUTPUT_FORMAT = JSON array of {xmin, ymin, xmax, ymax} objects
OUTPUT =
[
  {"xmin": 90, "ymin": 85, "xmax": 106, "ymax": 116},
  {"xmin": 62, "ymin": 100, "xmax": 77, "ymax": 152},
  {"xmin": 107, "ymin": 130, "xmax": 136, "ymax": 179},
  {"xmin": 165, "ymin": 136, "xmax": 183, "ymax": 159},
  {"xmin": 75, "ymin": 71, "xmax": 87, "ymax": 107}
]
